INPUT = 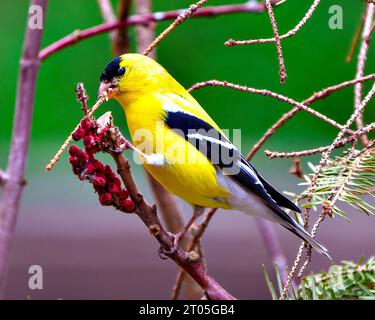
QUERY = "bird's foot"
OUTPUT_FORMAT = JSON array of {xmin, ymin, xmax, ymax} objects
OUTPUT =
[
  {"xmin": 110, "ymin": 139, "xmax": 132, "ymax": 154},
  {"xmin": 158, "ymin": 232, "xmax": 182, "ymax": 259}
]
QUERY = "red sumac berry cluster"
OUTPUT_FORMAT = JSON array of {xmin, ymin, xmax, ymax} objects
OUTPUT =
[{"xmin": 68, "ymin": 118, "xmax": 136, "ymax": 213}]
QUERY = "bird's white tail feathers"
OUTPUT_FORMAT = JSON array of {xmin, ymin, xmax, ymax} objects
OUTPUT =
[{"xmin": 284, "ymin": 222, "xmax": 332, "ymax": 261}]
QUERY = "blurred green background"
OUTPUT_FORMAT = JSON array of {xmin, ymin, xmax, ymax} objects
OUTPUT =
[{"xmin": 0, "ymin": 0, "xmax": 374, "ymax": 299}]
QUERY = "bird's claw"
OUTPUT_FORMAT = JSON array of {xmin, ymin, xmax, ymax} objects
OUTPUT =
[
  {"xmin": 157, "ymin": 232, "xmax": 182, "ymax": 259},
  {"xmin": 110, "ymin": 145, "xmax": 126, "ymax": 154},
  {"xmin": 110, "ymin": 140, "xmax": 132, "ymax": 154}
]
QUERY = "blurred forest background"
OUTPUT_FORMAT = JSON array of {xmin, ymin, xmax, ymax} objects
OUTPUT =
[{"xmin": 0, "ymin": 0, "xmax": 374, "ymax": 299}]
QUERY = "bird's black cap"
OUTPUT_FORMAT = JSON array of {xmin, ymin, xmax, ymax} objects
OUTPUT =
[{"xmin": 100, "ymin": 57, "xmax": 126, "ymax": 82}]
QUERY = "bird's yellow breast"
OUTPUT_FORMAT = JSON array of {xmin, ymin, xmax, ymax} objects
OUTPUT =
[{"xmin": 117, "ymin": 93, "xmax": 231, "ymax": 209}]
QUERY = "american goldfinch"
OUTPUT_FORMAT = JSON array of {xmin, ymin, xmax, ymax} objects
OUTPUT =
[{"xmin": 97, "ymin": 53, "xmax": 330, "ymax": 259}]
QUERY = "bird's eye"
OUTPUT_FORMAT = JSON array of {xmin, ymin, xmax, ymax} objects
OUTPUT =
[{"xmin": 117, "ymin": 67, "xmax": 126, "ymax": 77}]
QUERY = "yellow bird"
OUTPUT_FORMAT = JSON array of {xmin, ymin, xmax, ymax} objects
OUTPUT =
[{"xmin": 97, "ymin": 53, "xmax": 330, "ymax": 259}]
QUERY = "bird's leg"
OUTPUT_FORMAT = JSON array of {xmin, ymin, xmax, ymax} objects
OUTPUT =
[
  {"xmin": 110, "ymin": 137, "xmax": 165, "ymax": 167},
  {"xmin": 160, "ymin": 206, "xmax": 205, "ymax": 257},
  {"xmin": 176, "ymin": 206, "xmax": 205, "ymax": 245}
]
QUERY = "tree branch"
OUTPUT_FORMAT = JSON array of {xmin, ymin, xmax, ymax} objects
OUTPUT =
[
  {"xmin": 39, "ymin": 1, "xmax": 280, "ymax": 61},
  {"xmin": 280, "ymin": 83, "xmax": 375, "ymax": 299},
  {"xmin": 226, "ymin": 0, "xmax": 320, "ymax": 46},
  {"xmin": 189, "ymin": 80, "xmax": 351, "ymax": 133},
  {"xmin": 265, "ymin": 122, "xmax": 375, "ymax": 159},
  {"xmin": 246, "ymin": 74, "xmax": 375, "ymax": 159},
  {"xmin": 354, "ymin": 2, "xmax": 374, "ymax": 145},
  {"xmin": 172, "ymin": 208, "xmax": 217, "ymax": 300},
  {"xmin": 142, "ymin": 0, "xmax": 208, "ymax": 56},
  {"xmin": 0, "ymin": 0, "xmax": 47, "ymax": 297},
  {"xmin": 265, "ymin": 0, "xmax": 287, "ymax": 83},
  {"xmin": 112, "ymin": 152, "xmax": 234, "ymax": 299}
]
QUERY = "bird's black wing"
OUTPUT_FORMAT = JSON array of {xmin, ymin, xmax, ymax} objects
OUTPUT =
[
  {"xmin": 164, "ymin": 110, "xmax": 301, "ymax": 213},
  {"xmin": 245, "ymin": 160, "xmax": 302, "ymax": 213}
]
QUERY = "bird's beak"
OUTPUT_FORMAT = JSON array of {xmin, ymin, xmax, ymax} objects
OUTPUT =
[{"xmin": 97, "ymin": 81, "xmax": 118, "ymax": 100}]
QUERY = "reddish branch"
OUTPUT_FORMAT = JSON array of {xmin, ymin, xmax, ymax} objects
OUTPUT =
[
  {"xmin": 189, "ymin": 80, "xmax": 350, "ymax": 133},
  {"xmin": 0, "ymin": 0, "xmax": 47, "ymax": 297},
  {"xmin": 142, "ymin": 0, "xmax": 208, "ymax": 56},
  {"xmin": 264, "ymin": 0, "xmax": 287, "ymax": 83},
  {"xmin": 246, "ymin": 74, "xmax": 375, "ymax": 159},
  {"xmin": 226, "ymin": 0, "xmax": 320, "ymax": 46},
  {"xmin": 39, "ymin": 1, "xmax": 282, "ymax": 61}
]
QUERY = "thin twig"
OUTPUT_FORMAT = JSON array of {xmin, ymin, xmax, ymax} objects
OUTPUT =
[
  {"xmin": 75, "ymin": 83, "xmax": 90, "ymax": 116},
  {"xmin": 142, "ymin": 0, "xmax": 208, "ymax": 56},
  {"xmin": 265, "ymin": 122, "xmax": 375, "ymax": 159},
  {"xmin": 0, "ymin": 0, "xmax": 47, "ymax": 297},
  {"xmin": 320, "ymin": 83, "xmax": 375, "ymax": 167},
  {"xmin": 172, "ymin": 270, "xmax": 187, "ymax": 300},
  {"xmin": 265, "ymin": 0, "xmax": 287, "ymax": 83},
  {"xmin": 279, "ymin": 242, "xmax": 305, "ymax": 300},
  {"xmin": 172, "ymin": 208, "xmax": 217, "ymax": 299},
  {"xmin": 226, "ymin": 0, "xmax": 320, "ymax": 46},
  {"xmin": 246, "ymin": 74, "xmax": 375, "ymax": 159},
  {"xmin": 354, "ymin": 2, "xmax": 374, "ymax": 146},
  {"xmin": 280, "ymin": 84, "xmax": 375, "ymax": 299},
  {"xmin": 297, "ymin": 141, "xmax": 359, "ymax": 278},
  {"xmin": 39, "ymin": 1, "xmax": 274, "ymax": 61},
  {"xmin": 303, "ymin": 84, "xmax": 375, "ymax": 234},
  {"xmin": 189, "ymin": 80, "xmax": 350, "ymax": 132},
  {"xmin": 346, "ymin": 5, "xmax": 366, "ymax": 63},
  {"xmin": 45, "ymin": 93, "xmax": 109, "ymax": 172},
  {"xmin": 289, "ymin": 157, "xmax": 304, "ymax": 179},
  {"xmin": 294, "ymin": 85, "xmax": 375, "ymax": 276}
]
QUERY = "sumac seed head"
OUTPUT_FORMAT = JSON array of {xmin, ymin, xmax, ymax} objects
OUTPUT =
[
  {"xmin": 108, "ymin": 183, "xmax": 120, "ymax": 194},
  {"xmin": 93, "ymin": 176, "xmax": 106, "ymax": 187},
  {"xmin": 99, "ymin": 193, "xmax": 113, "ymax": 206},
  {"xmin": 92, "ymin": 160, "xmax": 104, "ymax": 171},
  {"xmin": 119, "ymin": 189, "xmax": 129, "ymax": 200},
  {"xmin": 122, "ymin": 199, "xmax": 136, "ymax": 213},
  {"xmin": 72, "ymin": 128, "xmax": 86, "ymax": 141},
  {"xmin": 86, "ymin": 162, "xmax": 96, "ymax": 175},
  {"xmin": 83, "ymin": 135, "xmax": 96, "ymax": 149},
  {"xmin": 69, "ymin": 156, "xmax": 79, "ymax": 167},
  {"xmin": 69, "ymin": 145, "xmax": 82, "ymax": 157},
  {"xmin": 80, "ymin": 119, "xmax": 91, "ymax": 130}
]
